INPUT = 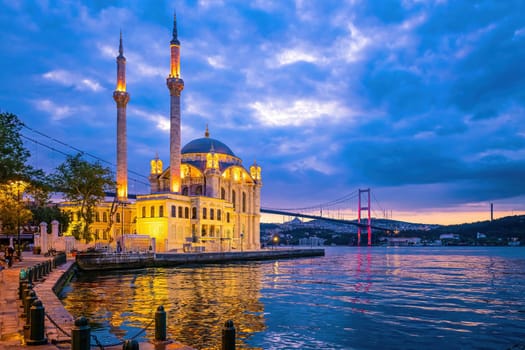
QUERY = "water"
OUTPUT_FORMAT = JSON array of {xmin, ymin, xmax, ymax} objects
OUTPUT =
[{"xmin": 60, "ymin": 247, "xmax": 525, "ymax": 349}]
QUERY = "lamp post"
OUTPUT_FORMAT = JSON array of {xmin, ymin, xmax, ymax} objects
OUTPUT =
[
  {"xmin": 16, "ymin": 182, "xmax": 21, "ymax": 259},
  {"xmin": 240, "ymin": 232, "xmax": 244, "ymax": 252}
]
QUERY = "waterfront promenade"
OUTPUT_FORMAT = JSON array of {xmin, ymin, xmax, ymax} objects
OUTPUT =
[{"xmin": 0, "ymin": 252, "xmax": 194, "ymax": 349}]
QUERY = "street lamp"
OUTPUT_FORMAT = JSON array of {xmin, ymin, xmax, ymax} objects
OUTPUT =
[
  {"xmin": 273, "ymin": 234, "xmax": 280, "ymax": 249},
  {"xmin": 240, "ymin": 232, "xmax": 244, "ymax": 252}
]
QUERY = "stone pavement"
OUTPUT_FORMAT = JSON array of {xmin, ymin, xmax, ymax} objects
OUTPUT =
[{"xmin": 0, "ymin": 252, "xmax": 195, "ymax": 350}]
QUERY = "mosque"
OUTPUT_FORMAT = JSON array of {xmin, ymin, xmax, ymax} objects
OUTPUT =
[{"xmin": 61, "ymin": 14, "xmax": 262, "ymax": 252}]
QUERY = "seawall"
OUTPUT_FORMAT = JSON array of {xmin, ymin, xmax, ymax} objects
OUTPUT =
[{"xmin": 76, "ymin": 248, "xmax": 325, "ymax": 271}]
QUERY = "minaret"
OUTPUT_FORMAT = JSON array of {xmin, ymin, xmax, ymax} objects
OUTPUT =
[
  {"xmin": 113, "ymin": 31, "xmax": 130, "ymax": 201},
  {"xmin": 166, "ymin": 12, "xmax": 184, "ymax": 193}
]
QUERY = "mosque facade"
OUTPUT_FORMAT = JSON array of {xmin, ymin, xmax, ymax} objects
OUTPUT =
[{"xmin": 62, "ymin": 14, "xmax": 262, "ymax": 252}]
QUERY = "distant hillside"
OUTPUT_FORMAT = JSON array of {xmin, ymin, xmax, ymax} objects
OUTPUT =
[{"xmin": 399, "ymin": 215, "xmax": 525, "ymax": 243}]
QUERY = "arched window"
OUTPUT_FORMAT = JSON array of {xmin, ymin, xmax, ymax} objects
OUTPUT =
[
  {"xmin": 159, "ymin": 205, "xmax": 164, "ymax": 217},
  {"xmin": 226, "ymin": 212, "xmax": 230, "ymax": 223},
  {"xmin": 192, "ymin": 207, "xmax": 197, "ymax": 219},
  {"xmin": 195, "ymin": 185, "xmax": 202, "ymax": 195},
  {"xmin": 142, "ymin": 207, "xmax": 146, "ymax": 218},
  {"xmin": 103, "ymin": 212, "xmax": 108, "ymax": 223},
  {"xmin": 95, "ymin": 212, "xmax": 100, "ymax": 222},
  {"xmin": 221, "ymin": 187, "xmax": 226, "ymax": 200},
  {"xmin": 232, "ymin": 190, "xmax": 236, "ymax": 209},
  {"xmin": 210, "ymin": 209, "xmax": 214, "ymax": 220},
  {"xmin": 185, "ymin": 207, "xmax": 189, "ymax": 218},
  {"xmin": 203, "ymin": 208, "xmax": 207, "ymax": 219},
  {"xmin": 178, "ymin": 206, "xmax": 183, "ymax": 218},
  {"xmin": 116, "ymin": 213, "xmax": 121, "ymax": 223},
  {"xmin": 171, "ymin": 205, "xmax": 176, "ymax": 217},
  {"xmin": 242, "ymin": 192, "xmax": 246, "ymax": 213},
  {"xmin": 182, "ymin": 187, "xmax": 189, "ymax": 196},
  {"xmin": 150, "ymin": 206, "xmax": 155, "ymax": 217},
  {"xmin": 217, "ymin": 209, "xmax": 222, "ymax": 221}
]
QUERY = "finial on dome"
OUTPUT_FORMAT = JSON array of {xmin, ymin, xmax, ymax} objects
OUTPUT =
[{"xmin": 205, "ymin": 124, "xmax": 210, "ymax": 138}]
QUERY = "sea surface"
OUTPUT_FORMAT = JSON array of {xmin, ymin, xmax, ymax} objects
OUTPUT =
[{"xmin": 60, "ymin": 246, "xmax": 525, "ymax": 349}]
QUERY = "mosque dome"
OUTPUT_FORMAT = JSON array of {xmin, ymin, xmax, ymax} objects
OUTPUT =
[{"xmin": 181, "ymin": 137, "xmax": 236, "ymax": 157}]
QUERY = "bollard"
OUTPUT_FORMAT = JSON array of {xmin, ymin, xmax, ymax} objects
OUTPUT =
[
  {"xmin": 23, "ymin": 290, "xmax": 37, "ymax": 320},
  {"xmin": 155, "ymin": 305, "xmax": 166, "ymax": 341},
  {"xmin": 123, "ymin": 339, "xmax": 140, "ymax": 350},
  {"xmin": 34, "ymin": 263, "xmax": 41, "ymax": 281},
  {"xmin": 27, "ymin": 267, "xmax": 33, "ymax": 284},
  {"xmin": 43, "ymin": 261, "xmax": 48, "ymax": 275},
  {"xmin": 22, "ymin": 282, "xmax": 33, "ymax": 307},
  {"xmin": 222, "ymin": 320, "xmax": 236, "ymax": 350},
  {"xmin": 19, "ymin": 279, "xmax": 28, "ymax": 301},
  {"xmin": 26, "ymin": 299, "xmax": 47, "ymax": 345},
  {"xmin": 48, "ymin": 259, "xmax": 53, "ymax": 272},
  {"xmin": 72, "ymin": 316, "xmax": 90, "ymax": 350}
]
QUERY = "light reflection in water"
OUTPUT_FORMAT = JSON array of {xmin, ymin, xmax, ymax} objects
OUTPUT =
[{"xmin": 61, "ymin": 247, "xmax": 525, "ymax": 350}]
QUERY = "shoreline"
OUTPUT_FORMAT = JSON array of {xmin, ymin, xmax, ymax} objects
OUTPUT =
[{"xmin": 75, "ymin": 248, "xmax": 326, "ymax": 271}]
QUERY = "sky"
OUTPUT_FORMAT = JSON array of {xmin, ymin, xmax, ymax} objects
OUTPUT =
[{"xmin": 1, "ymin": 0, "xmax": 524, "ymax": 225}]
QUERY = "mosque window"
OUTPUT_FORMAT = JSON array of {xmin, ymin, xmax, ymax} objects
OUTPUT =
[
  {"xmin": 185, "ymin": 207, "xmax": 189, "ymax": 218},
  {"xmin": 210, "ymin": 209, "xmax": 214, "ymax": 220},
  {"xmin": 242, "ymin": 192, "xmax": 246, "ymax": 213},
  {"xmin": 116, "ymin": 213, "xmax": 121, "ymax": 223},
  {"xmin": 171, "ymin": 205, "xmax": 176, "ymax": 217},
  {"xmin": 232, "ymin": 190, "xmax": 236, "ymax": 209},
  {"xmin": 226, "ymin": 212, "xmax": 230, "ymax": 223},
  {"xmin": 150, "ymin": 206, "xmax": 155, "ymax": 217},
  {"xmin": 159, "ymin": 205, "xmax": 164, "ymax": 217},
  {"xmin": 221, "ymin": 188, "xmax": 226, "ymax": 200},
  {"xmin": 217, "ymin": 209, "xmax": 222, "ymax": 221},
  {"xmin": 178, "ymin": 206, "xmax": 183, "ymax": 218},
  {"xmin": 203, "ymin": 208, "xmax": 207, "ymax": 219},
  {"xmin": 103, "ymin": 212, "xmax": 108, "ymax": 223},
  {"xmin": 142, "ymin": 207, "xmax": 146, "ymax": 218}
]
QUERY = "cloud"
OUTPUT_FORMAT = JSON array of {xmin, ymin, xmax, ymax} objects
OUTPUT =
[
  {"xmin": 33, "ymin": 99, "xmax": 76, "ymax": 121},
  {"xmin": 43, "ymin": 70, "xmax": 104, "ymax": 92},
  {"xmin": 248, "ymin": 99, "xmax": 355, "ymax": 127}
]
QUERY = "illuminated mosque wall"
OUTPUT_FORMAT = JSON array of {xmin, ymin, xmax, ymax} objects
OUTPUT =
[{"xmin": 61, "ymin": 14, "xmax": 262, "ymax": 252}]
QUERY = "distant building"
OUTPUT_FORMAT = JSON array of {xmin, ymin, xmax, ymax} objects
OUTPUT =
[
  {"xmin": 299, "ymin": 236, "xmax": 325, "ymax": 246},
  {"xmin": 384, "ymin": 237, "xmax": 422, "ymax": 246},
  {"xmin": 476, "ymin": 232, "xmax": 487, "ymax": 239},
  {"xmin": 439, "ymin": 233, "xmax": 460, "ymax": 240}
]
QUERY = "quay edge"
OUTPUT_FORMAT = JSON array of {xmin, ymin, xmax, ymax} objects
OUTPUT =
[{"xmin": 75, "ymin": 248, "xmax": 325, "ymax": 271}]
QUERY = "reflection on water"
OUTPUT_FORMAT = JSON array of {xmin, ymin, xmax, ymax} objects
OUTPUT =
[{"xmin": 61, "ymin": 247, "xmax": 525, "ymax": 349}]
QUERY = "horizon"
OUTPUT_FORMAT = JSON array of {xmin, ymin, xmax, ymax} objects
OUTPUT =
[{"xmin": 1, "ymin": 1, "xmax": 524, "ymax": 225}]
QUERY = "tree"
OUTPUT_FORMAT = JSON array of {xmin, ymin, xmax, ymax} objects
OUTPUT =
[
  {"xmin": 0, "ymin": 112, "xmax": 32, "ymax": 184},
  {"xmin": 0, "ymin": 181, "xmax": 32, "ymax": 236},
  {"xmin": 51, "ymin": 153, "xmax": 115, "ymax": 243}
]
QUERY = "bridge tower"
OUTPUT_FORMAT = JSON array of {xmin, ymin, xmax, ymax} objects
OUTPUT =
[{"xmin": 357, "ymin": 188, "xmax": 372, "ymax": 246}]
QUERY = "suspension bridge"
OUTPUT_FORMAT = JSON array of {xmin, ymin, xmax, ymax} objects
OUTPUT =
[{"xmin": 21, "ymin": 123, "xmax": 391, "ymax": 246}]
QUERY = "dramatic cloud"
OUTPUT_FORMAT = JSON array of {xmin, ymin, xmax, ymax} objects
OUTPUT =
[{"xmin": 1, "ymin": 0, "xmax": 524, "ymax": 224}]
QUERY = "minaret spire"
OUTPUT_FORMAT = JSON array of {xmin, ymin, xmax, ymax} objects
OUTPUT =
[
  {"xmin": 167, "ymin": 11, "xmax": 185, "ymax": 193},
  {"xmin": 171, "ymin": 11, "xmax": 180, "ymax": 45},
  {"xmin": 118, "ymin": 30, "xmax": 124, "ymax": 57},
  {"xmin": 113, "ymin": 31, "xmax": 130, "ymax": 202}
]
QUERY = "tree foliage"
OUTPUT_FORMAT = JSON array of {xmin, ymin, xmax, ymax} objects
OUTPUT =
[
  {"xmin": 0, "ymin": 112, "xmax": 32, "ymax": 184},
  {"xmin": 51, "ymin": 153, "xmax": 115, "ymax": 242}
]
